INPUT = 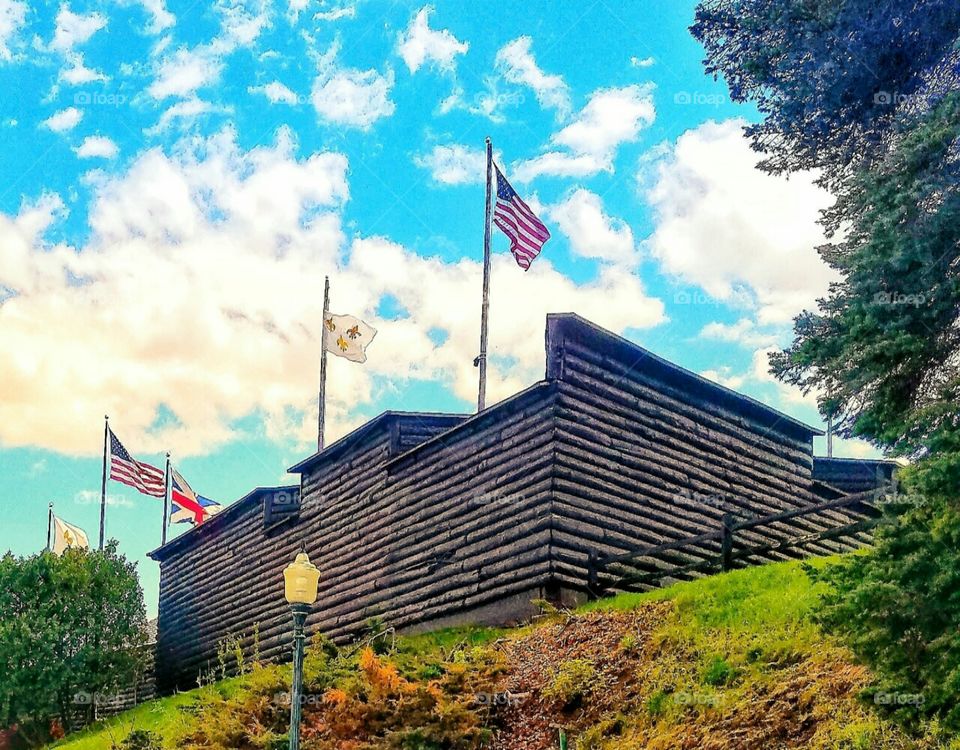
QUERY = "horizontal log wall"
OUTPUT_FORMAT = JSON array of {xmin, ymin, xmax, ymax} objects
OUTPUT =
[
  {"xmin": 548, "ymin": 333, "xmax": 842, "ymax": 591},
  {"xmin": 156, "ymin": 390, "xmax": 557, "ymax": 691}
]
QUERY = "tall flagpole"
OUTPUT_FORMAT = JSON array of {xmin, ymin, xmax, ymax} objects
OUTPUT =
[
  {"xmin": 161, "ymin": 453, "xmax": 171, "ymax": 545},
  {"xmin": 318, "ymin": 276, "xmax": 331, "ymax": 451},
  {"xmin": 477, "ymin": 136, "xmax": 493, "ymax": 412},
  {"xmin": 47, "ymin": 502, "xmax": 53, "ymax": 552},
  {"xmin": 99, "ymin": 415, "xmax": 109, "ymax": 550}
]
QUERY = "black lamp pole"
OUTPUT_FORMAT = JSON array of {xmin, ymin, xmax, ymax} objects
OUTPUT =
[{"xmin": 288, "ymin": 603, "xmax": 309, "ymax": 750}]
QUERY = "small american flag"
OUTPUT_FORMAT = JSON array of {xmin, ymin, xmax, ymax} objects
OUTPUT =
[
  {"xmin": 109, "ymin": 429, "xmax": 165, "ymax": 498},
  {"xmin": 493, "ymin": 165, "xmax": 551, "ymax": 270}
]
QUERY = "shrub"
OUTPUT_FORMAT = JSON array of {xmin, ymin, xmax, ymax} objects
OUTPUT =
[
  {"xmin": 701, "ymin": 656, "xmax": 738, "ymax": 687},
  {"xmin": 114, "ymin": 730, "xmax": 162, "ymax": 750},
  {"xmin": 543, "ymin": 659, "xmax": 604, "ymax": 709}
]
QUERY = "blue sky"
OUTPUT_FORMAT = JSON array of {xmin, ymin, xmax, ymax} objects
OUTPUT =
[{"xmin": 0, "ymin": 0, "xmax": 875, "ymax": 616}]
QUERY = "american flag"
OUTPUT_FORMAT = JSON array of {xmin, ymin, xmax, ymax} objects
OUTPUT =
[
  {"xmin": 493, "ymin": 165, "xmax": 551, "ymax": 270},
  {"xmin": 108, "ymin": 429, "xmax": 166, "ymax": 498}
]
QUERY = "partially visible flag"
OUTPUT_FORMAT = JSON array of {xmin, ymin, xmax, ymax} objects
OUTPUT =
[
  {"xmin": 323, "ymin": 313, "xmax": 377, "ymax": 363},
  {"xmin": 52, "ymin": 515, "xmax": 90, "ymax": 555},
  {"xmin": 170, "ymin": 467, "xmax": 221, "ymax": 525},
  {"xmin": 108, "ymin": 429, "xmax": 166, "ymax": 498},
  {"xmin": 493, "ymin": 164, "xmax": 551, "ymax": 270}
]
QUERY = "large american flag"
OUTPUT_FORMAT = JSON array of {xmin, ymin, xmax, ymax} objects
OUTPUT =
[
  {"xmin": 493, "ymin": 165, "xmax": 550, "ymax": 270},
  {"xmin": 109, "ymin": 429, "xmax": 166, "ymax": 498}
]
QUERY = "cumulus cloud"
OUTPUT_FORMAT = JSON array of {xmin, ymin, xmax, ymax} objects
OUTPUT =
[
  {"xmin": 0, "ymin": 0, "xmax": 27, "ymax": 61},
  {"xmin": 397, "ymin": 6, "xmax": 468, "ymax": 74},
  {"xmin": 514, "ymin": 84, "xmax": 655, "ymax": 182},
  {"xmin": 495, "ymin": 36, "xmax": 570, "ymax": 118},
  {"xmin": 0, "ymin": 127, "xmax": 666, "ymax": 456},
  {"xmin": 414, "ymin": 143, "xmax": 486, "ymax": 185},
  {"xmin": 42, "ymin": 106, "xmax": 82, "ymax": 131},
  {"xmin": 311, "ymin": 41, "xmax": 394, "ymax": 128},
  {"xmin": 146, "ymin": 97, "xmax": 226, "ymax": 134},
  {"xmin": 75, "ymin": 135, "xmax": 118, "ymax": 159},
  {"xmin": 698, "ymin": 318, "xmax": 779, "ymax": 349},
  {"xmin": 549, "ymin": 188, "xmax": 637, "ymax": 266},
  {"xmin": 50, "ymin": 4, "xmax": 106, "ymax": 52},
  {"xmin": 148, "ymin": 47, "xmax": 224, "ymax": 99},
  {"xmin": 126, "ymin": 0, "xmax": 175, "ymax": 33},
  {"xmin": 646, "ymin": 118, "xmax": 836, "ymax": 324},
  {"xmin": 313, "ymin": 3, "xmax": 356, "ymax": 21},
  {"xmin": 248, "ymin": 80, "xmax": 299, "ymax": 104}
]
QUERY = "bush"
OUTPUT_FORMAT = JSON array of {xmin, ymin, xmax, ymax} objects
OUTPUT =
[
  {"xmin": 542, "ymin": 659, "xmax": 604, "ymax": 709},
  {"xmin": 813, "ymin": 458, "xmax": 960, "ymax": 732},
  {"xmin": 114, "ymin": 729, "xmax": 162, "ymax": 750}
]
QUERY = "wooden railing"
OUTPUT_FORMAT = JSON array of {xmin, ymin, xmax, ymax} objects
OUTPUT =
[{"xmin": 585, "ymin": 488, "xmax": 883, "ymax": 596}]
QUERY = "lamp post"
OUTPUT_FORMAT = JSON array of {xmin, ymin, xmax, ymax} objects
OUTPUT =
[{"xmin": 283, "ymin": 547, "xmax": 321, "ymax": 750}]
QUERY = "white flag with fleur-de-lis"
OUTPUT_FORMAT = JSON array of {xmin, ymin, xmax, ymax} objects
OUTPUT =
[
  {"xmin": 52, "ymin": 515, "xmax": 90, "ymax": 555},
  {"xmin": 322, "ymin": 313, "xmax": 377, "ymax": 363}
]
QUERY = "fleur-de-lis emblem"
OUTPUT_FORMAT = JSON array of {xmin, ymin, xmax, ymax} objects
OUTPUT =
[
  {"xmin": 336, "ymin": 335, "xmax": 349, "ymax": 352},
  {"xmin": 346, "ymin": 325, "xmax": 361, "ymax": 340},
  {"xmin": 64, "ymin": 529, "xmax": 75, "ymax": 546},
  {"xmin": 324, "ymin": 317, "xmax": 336, "ymax": 332}
]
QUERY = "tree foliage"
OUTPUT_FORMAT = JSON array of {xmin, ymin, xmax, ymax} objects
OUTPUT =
[{"xmin": 0, "ymin": 543, "xmax": 147, "ymax": 741}]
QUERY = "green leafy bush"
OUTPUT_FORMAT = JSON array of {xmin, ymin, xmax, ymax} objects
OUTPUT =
[{"xmin": 542, "ymin": 659, "xmax": 604, "ymax": 709}]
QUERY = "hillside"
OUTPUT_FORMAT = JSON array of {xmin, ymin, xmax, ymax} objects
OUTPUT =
[{"xmin": 49, "ymin": 558, "xmax": 957, "ymax": 750}]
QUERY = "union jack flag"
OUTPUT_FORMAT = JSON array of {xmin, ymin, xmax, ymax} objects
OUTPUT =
[
  {"xmin": 108, "ymin": 429, "xmax": 165, "ymax": 498},
  {"xmin": 493, "ymin": 165, "xmax": 551, "ymax": 270}
]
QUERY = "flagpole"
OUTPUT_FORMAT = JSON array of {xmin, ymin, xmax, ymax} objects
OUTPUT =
[
  {"xmin": 162, "ymin": 453, "xmax": 171, "ymax": 545},
  {"xmin": 318, "ymin": 275, "xmax": 330, "ymax": 451},
  {"xmin": 477, "ymin": 136, "xmax": 493, "ymax": 412},
  {"xmin": 99, "ymin": 415, "xmax": 109, "ymax": 550},
  {"xmin": 47, "ymin": 502, "xmax": 53, "ymax": 552}
]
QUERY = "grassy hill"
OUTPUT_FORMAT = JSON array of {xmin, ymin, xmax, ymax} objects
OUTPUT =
[{"xmin": 49, "ymin": 557, "xmax": 958, "ymax": 750}]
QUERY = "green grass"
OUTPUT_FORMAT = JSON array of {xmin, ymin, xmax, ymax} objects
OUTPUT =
[{"xmin": 47, "ymin": 556, "xmax": 863, "ymax": 750}]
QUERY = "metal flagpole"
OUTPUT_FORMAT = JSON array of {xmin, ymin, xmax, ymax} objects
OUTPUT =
[
  {"xmin": 99, "ymin": 415, "xmax": 109, "ymax": 550},
  {"xmin": 318, "ymin": 276, "xmax": 330, "ymax": 451},
  {"xmin": 476, "ymin": 136, "xmax": 493, "ymax": 412},
  {"xmin": 47, "ymin": 502, "xmax": 53, "ymax": 552},
  {"xmin": 162, "ymin": 453, "xmax": 171, "ymax": 545}
]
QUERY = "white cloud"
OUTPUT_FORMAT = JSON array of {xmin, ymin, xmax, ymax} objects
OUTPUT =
[
  {"xmin": 495, "ymin": 36, "xmax": 570, "ymax": 117},
  {"xmin": 549, "ymin": 188, "xmax": 637, "ymax": 266},
  {"xmin": 699, "ymin": 367, "xmax": 746, "ymax": 390},
  {"xmin": 414, "ymin": 144, "xmax": 485, "ymax": 185},
  {"xmin": 0, "ymin": 0, "xmax": 27, "ymax": 61},
  {"xmin": 148, "ymin": 46, "xmax": 223, "ymax": 99},
  {"xmin": 75, "ymin": 135, "xmax": 118, "ymax": 159},
  {"xmin": 42, "ymin": 106, "xmax": 82, "ymax": 132},
  {"xmin": 127, "ymin": 0, "xmax": 175, "ymax": 33},
  {"xmin": 249, "ymin": 80, "xmax": 299, "ymax": 104},
  {"xmin": 59, "ymin": 51, "xmax": 107, "ymax": 84},
  {"xmin": 145, "ymin": 97, "xmax": 226, "ymax": 135},
  {"xmin": 50, "ymin": 5, "xmax": 106, "ymax": 52},
  {"xmin": 514, "ymin": 84, "xmax": 655, "ymax": 182},
  {"xmin": 311, "ymin": 41, "xmax": 394, "ymax": 129},
  {"xmin": 647, "ymin": 119, "xmax": 836, "ymax": 324},
  {"xmin": 397, "ymin": 6, "xmax": 468, "ymax": 74},
  {"xmin": 631, "ymin": 55, "xmax": 655, "ymax": 68},
  {"xmin": 698, "ymin": 318, "xmax": 779, "ymax": 348},
  {"xmin": 0, "ymin": 127, "xmax": 666, "ymax": 456},
  {"xmin": 313, "ymin": 2, "xmax": 356, "ymax": 21}
]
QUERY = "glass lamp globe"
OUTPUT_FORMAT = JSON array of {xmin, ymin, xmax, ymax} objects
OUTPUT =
[{"xmin": 283, "ymin": 550, "xmax": 321, "ymax": 605}]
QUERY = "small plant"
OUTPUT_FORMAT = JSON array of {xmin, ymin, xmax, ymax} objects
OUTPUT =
[
  {"xmin": 543, "ymin": 659, "xmax": 604, "ymax": 709},
  {"xmin": 618, "ymin": 633, "xmax": 640, "ymax": 655},
  {"xmin": 702, "ymin": 656, "xmax": 738, "ymax": 687},
  {"xmin": 646, "ymin": 689, "xmax": 670, "ymax": 718},
  {"xmin": 114, "ymin": 729, "xmax": 162, "ymax": 750}
]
